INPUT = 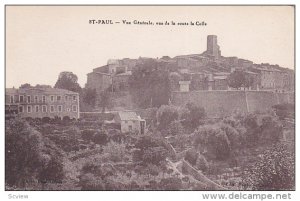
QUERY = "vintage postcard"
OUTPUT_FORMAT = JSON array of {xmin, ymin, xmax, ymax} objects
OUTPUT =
[{"xmin": 5, "ymin": 5, "xmax": 295, "ymax": 193}]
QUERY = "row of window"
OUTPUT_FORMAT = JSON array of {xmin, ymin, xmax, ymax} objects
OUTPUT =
[
  {"xmin": 9, "ymin": 94, "xmax": 77, "ymax": 104},
  {"xmin": 19, "ymin": 105, "xmax": 77, "ymax": 113}
]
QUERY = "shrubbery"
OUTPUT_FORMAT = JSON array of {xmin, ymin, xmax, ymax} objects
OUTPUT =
[
  {"xmin": 5, "ymin": 118, "xmax": 65, "ymax": 189},
  {"xmin": 242, "ymin": 143, "xmax": 294, "ymax": 190}
]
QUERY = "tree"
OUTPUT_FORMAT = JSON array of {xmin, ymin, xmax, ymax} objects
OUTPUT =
[
  {"xmin": 242, "ymin": 143, "xmax": 295, "ymax": 190},
  {"xmin": 193, "ymin": 124, "xmax": 231, "ymax": 160},
  {"xmin": 98, "ymin": 89, "xmax": 110, "ymax": 113},
  {"xmin": 165, "ymin": 120, "xmax": 184, "ymax": 136},
  {"xmin": 180, "ymin": 102, "xmax": 206, "ymax": 130},
  {"xmin": 228, "ymin": 70, "xmax": 245, "ymax": 89},
  {"xmin": 184, "ymin": 148, "xmax": 199, "ymax": 166},
  {"xmin": 93, "ymin": 129, "xmax": 108, "ymax": 145},
  {"xmin": 156, "ymin": 105, "xmax": 179, "ymax": 131},
  {"xmin": 228, "ymin": 70, "xmax": 253, "ymax": 90},
  {"xmin": 103, "ymin": 142, "xmax": 126, "ymax": 162},
  {"xmin": 54, "ymin": 71, "xmax": 81, "ymax": 92},
  {"xmin": 5, "ymin": 118, "xmax": 65, "ymax": 189},
  {"xmin": 19, "ymin": 83, "xmax": 32, "ymax": 88},
  {"xmin": 128, "ymin": 59, "xmax": 171, "ymax": 108},
  {"xmin": 196, "ymin": 154, "xmax": 209, "ymax": 172},
  {"xmin": 169, "ymin": 72, "xmax": 182, "ymax": 91},
  {"xmin": 81, "ymin": 88, "xmax": 97, "ymax": 111},
  {"xmin": 134, "ymin": 135, "xmax": 168, "ymax": 165},
  {"xmin": 259, "ymin": 115, "xmax": 283, "ymax": 143}
]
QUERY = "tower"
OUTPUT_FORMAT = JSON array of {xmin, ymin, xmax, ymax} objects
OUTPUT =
[{"xmin": 206, "ymin": 35, "xmax": 221, "ymax": 58}]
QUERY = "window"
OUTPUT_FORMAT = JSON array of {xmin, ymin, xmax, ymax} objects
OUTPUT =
[
  {"xmin": 42, "ymin": 105, "xmax": 47, "ymax": 113},
  {"xmin": 72, "ymin": 105, "xmax": 77, "ymax": 112},
  {"xmin": 57, "ymin": 96, "xmax": 61, "ymax": 101},
  {"xmin": 35, "ymin": 105, "xmax": 39, "ymax": 113},
  {"xmin": 65, "ymin": 95, "xmax": 68, "ymax": 101},
  {"xmin": 19, "ymin": 95, "xmax": 24, "ymax": 102},
  {"xmin": 42, "ymin": 96, "xmax": 46, "ymax": 103},
  {"xmin": 19, "ymin": 106, "xmax": 23, "ymax": 113},
  {"xmin": 10, "ymin": 96, "xmax": 14, "ymax": 103},
  {"xmin": 50, "ymin": 105, "xmax": 55, "ymax": 113},
  {"xmin": 67, "ymin": 108, "xmax": 70, "ymax": 112},
  {"xmin": 27, "ymin": 105, "xmax": 32, "ymax": 113},
  {"xmin": 128, "ymin": 125, "xmax": 132, "ymax": 131},
  {"xmin": 58, "ymin": 105, "xmax": 62, "ymax": 112},
  {"xmin": 27, "ymin": 96, "xmax": 31, "ymax": 103},
  {"xmin": 73, "ymin": 95, "xmax": 77, "ymax": 101},
  {"xmin": 50, "ymin": 96, "xmax": 55, "ymax": 102},
  {"xmin": 125, "ymin": 120, "xmax": 128, "ymax": 124},
  {"xmin": 34, "ymin": 96, "xmax": 38, "ymax": 103}
]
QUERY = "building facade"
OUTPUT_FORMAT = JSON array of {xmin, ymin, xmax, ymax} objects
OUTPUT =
[
  {"xmin": 5, "ymin": 87, "xmax": 80, "ymax": 119},
  {"xmin": 113, "ymin": 111, "xmax": 146, "ymax": 134}
]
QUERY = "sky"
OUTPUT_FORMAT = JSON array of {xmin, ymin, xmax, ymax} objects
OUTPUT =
[{"xmin": 6, "ymin": 6, "xmax": 294, "ymax": 88}]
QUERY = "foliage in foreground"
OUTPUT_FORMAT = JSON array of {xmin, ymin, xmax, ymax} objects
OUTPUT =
[{"xmin": 242, "ymin": 143, "xmax": 294, "ymax": 190}]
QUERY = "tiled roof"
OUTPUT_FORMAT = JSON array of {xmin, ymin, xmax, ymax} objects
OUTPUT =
[{"xmin": 118, "ymin": 111, "xmax": 141, "ymax": 121}]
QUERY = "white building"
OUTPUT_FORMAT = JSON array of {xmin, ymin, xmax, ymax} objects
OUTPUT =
[
  {"xmin": 113, "ymin": 111, "xmax": 146, "ymax": 134},
  {"xmin": 179, "ymin": 81, "xmax": 191, "ymax": 92}
]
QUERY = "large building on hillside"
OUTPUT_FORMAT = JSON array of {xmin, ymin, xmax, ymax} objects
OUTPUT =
[
  {"xmin": 5, "ymin": 87, "xmax": 80, "ymax": 119},
  {"xmin": 86, "ymin": 58, "xmax": 139, "ymax": 94}
]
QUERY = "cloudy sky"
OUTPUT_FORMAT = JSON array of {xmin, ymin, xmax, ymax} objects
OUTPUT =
[{"xmin": 6, "ymin": 6, "xmax": 294, "ymax": 88}]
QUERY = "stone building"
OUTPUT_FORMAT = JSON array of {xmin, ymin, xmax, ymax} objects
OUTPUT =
[
  {"xmin": 113, "ymin": 111, "xmax": 146, "ymax": 134},
  {"xmin": 86, "ymin": 58, "xmax": 138, "ymax": 93},
  {"xmin": 249, "ymin": 66, "xmax": 289, "ymax": 91},
  {"xmin": 5, "ymin": 87, "xmax": 80, "ymax": 119},
  {"xmin": 205, "ymin": 35, "xmax": 221, "ymax": 59},
  {"xmin": 86, "ymin": 71, "xmax": 112, "ymax": 92}
]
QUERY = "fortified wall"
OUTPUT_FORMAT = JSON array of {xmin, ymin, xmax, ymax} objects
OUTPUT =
[{"xmin": 171, "ymin": 90, "xmax": 294, "ymax": 117}]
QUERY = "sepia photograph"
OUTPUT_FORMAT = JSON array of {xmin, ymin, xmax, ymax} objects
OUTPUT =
[{"xmin": 4, "ymin": 5, "xmax": 295, "ymax": 192}]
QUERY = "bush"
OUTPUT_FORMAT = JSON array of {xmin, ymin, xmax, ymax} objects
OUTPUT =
[
  {"xmin": 184, "ymin": 148, "xmax": 199, "ymax": 166},
  {"xmin": 194, "ymin": 124, "xmax": 231, "ymax": 160},
  {"xmin": 180, "ymin": 102, "xmax": 206, "ymax": 130},
  {"xmin": 5, "ymin": 118, "xmax": 65, "ymax": 189},
  {"xmin": 93, "ymin": 133, "xmax": 108, "ymax": 145},
  {"xmin": 242, "ymin": 143, "xmax": 295, "ymax": 190},
  {"xmin": 196, "ymin": 154, "xmax": 209, "ymax": 172},
  {"xmin": 103, "ymin": 142, "xmax": 126, "ymax": 162},
  {"xmin": 165, "ymin": 120, "xmax": 184, "ymax": 136},
  {"xmin": 81, "ymin": 129, "xmax": 96, "ymax": 141},
  {"xmin": 159, "ymin": 177, "xmax": 183, "ymax": 190},
  {"xmin": 156, "ymin": 105, "xmax": 179, "ymax": 130},
  {"xmin": 134, "ymin": 135, "xmax": 168, "ymax": 165}
]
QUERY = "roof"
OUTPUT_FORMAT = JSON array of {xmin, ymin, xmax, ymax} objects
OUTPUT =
[
  {"xmin": 253, "ymin": 67, "xmax": 282, "ymax": 72},
  {"xmin": 117, "ymin": 111, "xmax": 142, "ymax": 121},
  {"xmin": 179, "ymin": 81, "xmax": 191, "ymax": 84},
  {"xmin": 5, "ymin": 87, "xmax": 79, "ymax": 95},
  {"xmin": 214, "ymin": 75, "xmax": 228, "ymax": 80},
  {"xmin": 115, "ymin": 71, "xmax": 132, "ymax": 76}
]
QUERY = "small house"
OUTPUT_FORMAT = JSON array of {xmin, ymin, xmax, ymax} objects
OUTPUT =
[
  {"xmin": 179, "ymin": 81, "xmax": 191, "ymax": 92},
  {"xmin": 113, "ymin": 111, "xmax": 146, "ymax": 134}
]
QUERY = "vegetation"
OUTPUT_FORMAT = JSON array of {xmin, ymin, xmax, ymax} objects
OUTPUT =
[
  {"xmin": 227, "ymin": 70, "xmax": 254, "ymax": 90},
  {"xmin": 242, "ymin": 143, "xmax": 294, "ymax": 190},
  {"xmin": 129, "ymin": 59, "xmax": 171, "ymax": 108},
  {"xmin": 5, "ymin": 107, "xmax": 294, "ymax": 190},
  {"xmin": 54, "ymin": 71, "xmax": 82, "ymax": 93},
  {"xmin": 5, "ymin": 118, "xmax": 66, "ymax": 189}
]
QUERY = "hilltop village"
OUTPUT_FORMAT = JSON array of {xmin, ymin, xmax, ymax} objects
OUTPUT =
[
  {"xmin": 5, "ymin": 35, "xmax": 295, "ymax": 191},
  {"xmin": 87, "ymin": 35, "xmax": 294, "ymax": 94}
]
